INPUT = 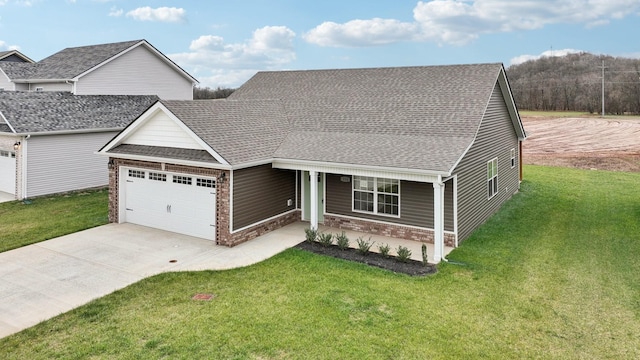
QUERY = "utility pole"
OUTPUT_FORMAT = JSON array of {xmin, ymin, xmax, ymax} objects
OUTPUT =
[{"xmin": 601, "ymin": 60, "xmax": 606, "ymax": 117}]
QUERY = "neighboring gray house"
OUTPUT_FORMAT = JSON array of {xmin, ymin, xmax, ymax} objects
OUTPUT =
[
  {"xmin": 0, "ymin": 50, "xmax": 34, "ymax": 64},
  {"xmin": 99, "ymin": 63, "xmax": 526, "ymax": 263},
  {"xmin": 0, "ymin": 40, "xmax": 197, "ymax": 100},
  {"xmin": 0, "ymin": 92, "xmax": 157, "ymax": 199}
]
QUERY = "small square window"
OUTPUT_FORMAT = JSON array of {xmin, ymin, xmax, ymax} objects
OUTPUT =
[
  {"xmin": 128, "ymin": 169, "xmax": 145, "ymax": 179},
  {"xmin": 173, "ymin": 175, "xmax": 192, "ymax": 185},
  {"xmin": 149, "ymin": 172, "xmax": 166, "ymax": 182},
  {"xmin": 196, "ymin": 178, "xmax": 215, "ymax": 188}
]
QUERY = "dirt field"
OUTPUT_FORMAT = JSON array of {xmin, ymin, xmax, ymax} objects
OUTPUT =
[{"xmin": 521, "ymin": 115, "xmax": 640, "ymax": 172}]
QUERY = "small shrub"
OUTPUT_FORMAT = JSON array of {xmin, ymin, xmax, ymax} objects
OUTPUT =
[
  {"xmin": 396, "ymin": 245, "xmax": 412, "ymax": 263},
  {"xmin": 356, "ymin": 236, "xmax": 375, "ymax": 255},
  {"xmin": 422, "ymin": 243, "xmax": 428, "ymax": 266},
  {"xmin": 378, "ymin": 243, "xmax": 391, "ymax": 258},
  {"xmin": 304, "ymin": 228, "xmax": 318, "ymax": 243},
  {"xmin": 318, "ymin": 232, "xmax": 333, "ymax": 247},
  {"xmin": 335, "ymin": 231, "xmax": 350, "ymax": 250}
]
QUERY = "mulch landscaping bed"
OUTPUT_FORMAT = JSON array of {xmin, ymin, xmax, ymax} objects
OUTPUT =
[{"xmin": 295, "ymin": 242, "xmax": 437, "ymax": 277}]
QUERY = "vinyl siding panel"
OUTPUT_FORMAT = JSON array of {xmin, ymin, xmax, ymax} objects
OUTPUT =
[
  {"xmin": 326, "ymin": 174, "xmax": 455, "ymax": 232},
  {"xmin": 232, "ymin": 164, "xmax": 296, "ymax": 230},
  {"xmin": 453, "ymin": 82, "xmax": 520, "ymax": 241},
  {"xmin": 124, "ymin": 111, "xmax": 202, "ymax": 149},
  {"xmin": 0, "ymin": 70, "xmax": 14, "ymax": 91},
  {"xmin": 75, "ymin": 46, "xmax": 193, "ymax": 100},
  {"xmin": 26, "ymin": 132, "xmax": 117, "ymax": 197},
  {"xmin": 28, "ymin": 82, "xmax": 73, "ymax": 92}
]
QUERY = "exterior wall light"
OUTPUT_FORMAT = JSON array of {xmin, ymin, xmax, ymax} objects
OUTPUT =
[{"xmin": 13, "ymin": 141, "xmax": 20, "ymax": 150}]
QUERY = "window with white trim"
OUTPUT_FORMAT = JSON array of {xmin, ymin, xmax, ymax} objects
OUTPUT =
[
  {"xmin": 353, "ymin": 176, "xmax": 399, "ymax": 216},
  {"xmin": 149, "ymin": 172, "xmax": 166, "ymax": 182},
  {"xmin": 128, "ymin": 169, "xmax": 145, "ymax": 179},
  {"xmin": 173, "ymin": 175, "xmax": 192, "ymax": 185},
  {"xmin": 510, "ymin": 148, "xmax": 516, "ymax": 168},
  {"xmin": 487, "ymin": 158, "xmax": 498, "ymax": 199}
]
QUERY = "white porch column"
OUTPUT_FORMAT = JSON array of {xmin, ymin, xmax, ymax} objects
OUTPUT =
[
  {"xmin": 309, "ymin": 170, "xmax": 318, "ymax": 230},
  {"xmin": 433, "ymin": 181, "xmax": 445, "ymax": 263}
]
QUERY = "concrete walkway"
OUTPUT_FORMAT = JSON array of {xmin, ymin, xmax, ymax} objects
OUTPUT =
[
  {"xmin": 0, "ymin": 221, "xmax": 453, "ymax": 338},
  {"xmin": 0, "ymin": 222, "xmax": 305, "ymax": 338}
]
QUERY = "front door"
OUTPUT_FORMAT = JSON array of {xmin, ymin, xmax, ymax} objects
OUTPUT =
[{"xmin": 303, "ymin": 171, "xmax": 324, "ymax": 223}]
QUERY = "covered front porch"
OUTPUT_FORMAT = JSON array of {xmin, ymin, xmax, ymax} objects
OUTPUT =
[{"xmin": 274, "ymin": 161, "xmax": 457, "ymax": 263}]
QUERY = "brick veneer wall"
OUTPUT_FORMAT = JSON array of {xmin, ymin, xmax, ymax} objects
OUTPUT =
[
  {"xmin": 225, "ymin": 210, "xmax": 301, "ymax": 247},
  {"xmin": 108, "ymin": 158, "xmax": 300, "ymax": 247},
  {"xmin": 324, "ymin": 214, "xmax": 456, "ymax": 247}
]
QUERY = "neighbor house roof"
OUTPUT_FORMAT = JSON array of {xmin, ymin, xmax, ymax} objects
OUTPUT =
[
  {"xmin": 0, "ymin": 50, "xmax": 34, "ymax": 63},
  {"xmin": 0, "ymin": 40, "xmax": 197, "ymax": 83},
  {"xmin": 102, "ymin": 63, "xmax": 525, "ymax": 174},
  {"xmin": 0, "ymin": 91, "xmax": 158, "ymax": 134}
]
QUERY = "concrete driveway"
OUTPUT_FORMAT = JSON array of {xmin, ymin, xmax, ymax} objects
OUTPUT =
[{"xmin": 0, "ymin": 222, "xmax": 306, "ymax": 338}]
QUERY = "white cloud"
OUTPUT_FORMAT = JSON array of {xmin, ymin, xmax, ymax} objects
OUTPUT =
[
  {"xmin": 0, "ymin": 40, "xmax": 20, "ymax": 51},
  {"xmin": 510, "ymin": 49, "xmax": 583, "ymax": 65},
  {"xmin": 304, "ymin": 18, "xmax": 419, "ymax": 47},
  {"xmin": 108, "ymin": 6, "xmax": 123, "ymax": 17},
  {"xmin": 126, "ymin": 6, "xmax": 186, "ymax": 23},
  {"xmin": 170, "ymin": 26, "xmax": 296, "ymax": 88},
  {"xmin": 305, "ymin": 0, "xmax": 640, "ymax": 47}
]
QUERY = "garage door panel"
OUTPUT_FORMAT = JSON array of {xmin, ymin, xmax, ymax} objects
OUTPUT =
[
  {"xmin": 0, "ymin": 152, "xmax": 16, "ymax": 194},
  {"xmin": 123, "ymin": 168, "xmax": 216, "ymax": 241}
]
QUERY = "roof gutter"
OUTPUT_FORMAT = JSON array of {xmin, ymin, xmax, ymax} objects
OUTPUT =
[
  {"xmin": 12, "ymin": 127, "xmax": 124, "ymax": 136},
  {"xmin": 13, "ymin": 78, "xmax": 74, "ymax": 83},
  {"xmin": 95, "ymin": 151, "xmax": 232, "ymax": 170},
  {"xmin": 272, "ymin": 158, "xmax": 451, "ymax": 181}
]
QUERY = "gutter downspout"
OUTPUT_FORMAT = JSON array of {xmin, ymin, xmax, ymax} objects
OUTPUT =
[{"xmin": 20, "ymin": 134, "xmax": 30, "ymax": 200}]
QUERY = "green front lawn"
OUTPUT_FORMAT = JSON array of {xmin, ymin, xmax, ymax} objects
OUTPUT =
[
  {"xmin": 2, "ymin": 166, "xmax": 639, "ymax": 359},
  {"xmin": 0, "ymin": 188, "xmax": 108, "ymax": 252}
]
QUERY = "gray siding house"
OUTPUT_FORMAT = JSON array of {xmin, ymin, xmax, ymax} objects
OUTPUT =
[
  {"xmin": 99, "ymin": 63, "xmax": 526, "ymax": 263},
  {"xmin": 0, "ymin": 92, "xmax": 157, "ymax": 199},
  {"xmin": 0, "ymin": 50, "xmax": 34, "ymax": 64},
  {"xmin": 0, "ymin": 40, "xmax": 197, "ymax": 100}
]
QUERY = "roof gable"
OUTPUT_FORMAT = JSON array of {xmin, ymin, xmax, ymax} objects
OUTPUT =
[
  {"xmin": 0, "ymin": 40, "xmax": 197, "ymax": 84},
  {"xmin": 100, "ymin": 101, "xmax": 230, "ymax": 166},
  {"xmin": 118, "ymin": 104, "xmax": 205, "ymax": 150},
  {"xmin": 105, "ymin": 63, "xmax": 525, "ymax": 174},
  {"xmin": 0, "ymin": 92, "xmax": 157, "ymax": 134},
  {"xmin": 0, "ymin": 50, "xmax": 34, "ymax": 63}
]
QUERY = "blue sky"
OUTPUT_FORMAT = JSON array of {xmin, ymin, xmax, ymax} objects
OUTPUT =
[{"xmin": 1, "ymin": 0, "xmax": 638, "ymax": 88}]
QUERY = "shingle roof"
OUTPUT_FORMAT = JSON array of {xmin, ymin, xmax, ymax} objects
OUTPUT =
[
  {"xmin": 0, "ymin": 40, "xmax": 142, "ymax": 80},
  {"xmin": 160, "ymin": 99, "xmax": 290, "ymax": 164},
  {"xmin": 229, "ymin": 64, "xmax": 505, "ymax": 172},
  {"xmin": 108, "ymin": 64, "xmax": 513, "ymax": 173},
  {"xmin": 108, "ymin": 144, "xmax": 219, "ymax": 164},
  {"xmin": 0, "ymin": 92, "xmax": 158, "ymax": 134}
]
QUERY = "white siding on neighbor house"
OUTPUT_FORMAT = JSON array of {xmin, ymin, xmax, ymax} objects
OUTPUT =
[
  {"xmin": 26, "ymin": 82, "xmax": 73, "ymax": 92},
  {"xmin": 14, "ymin": 83, "xmax": 28, "ymax": 91},
  {"xmin": 0, "ymin": 71, "xmax": 15, "ymax": 91},
  {"xmin": 25, "ymin": 132, "xmax": 118, "ymax": 198},
  {"xmin": 124, "ymin": 110, "xmax": 203, "ymax": 149},
  {"xmin": 75, "ymin": 45, "xmax": 194, "ymax": 100}
]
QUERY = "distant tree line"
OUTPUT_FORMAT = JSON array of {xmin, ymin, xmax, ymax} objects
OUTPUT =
[
  {"xmin": 193, "ymin": 86, "xmax": 235, "ymax": 99},
  {"xmin": 507, "ymin": 53, "xmax": 640, "ymax": 114}
]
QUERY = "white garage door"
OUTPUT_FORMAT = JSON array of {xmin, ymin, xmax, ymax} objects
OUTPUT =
[
  {"xmin": 0, "ymin": 150, "xmax": 16, "ymax": 194},
  {"xmin": 122, "ymin": 168, "xmax": 216, "ymax": 241}
]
